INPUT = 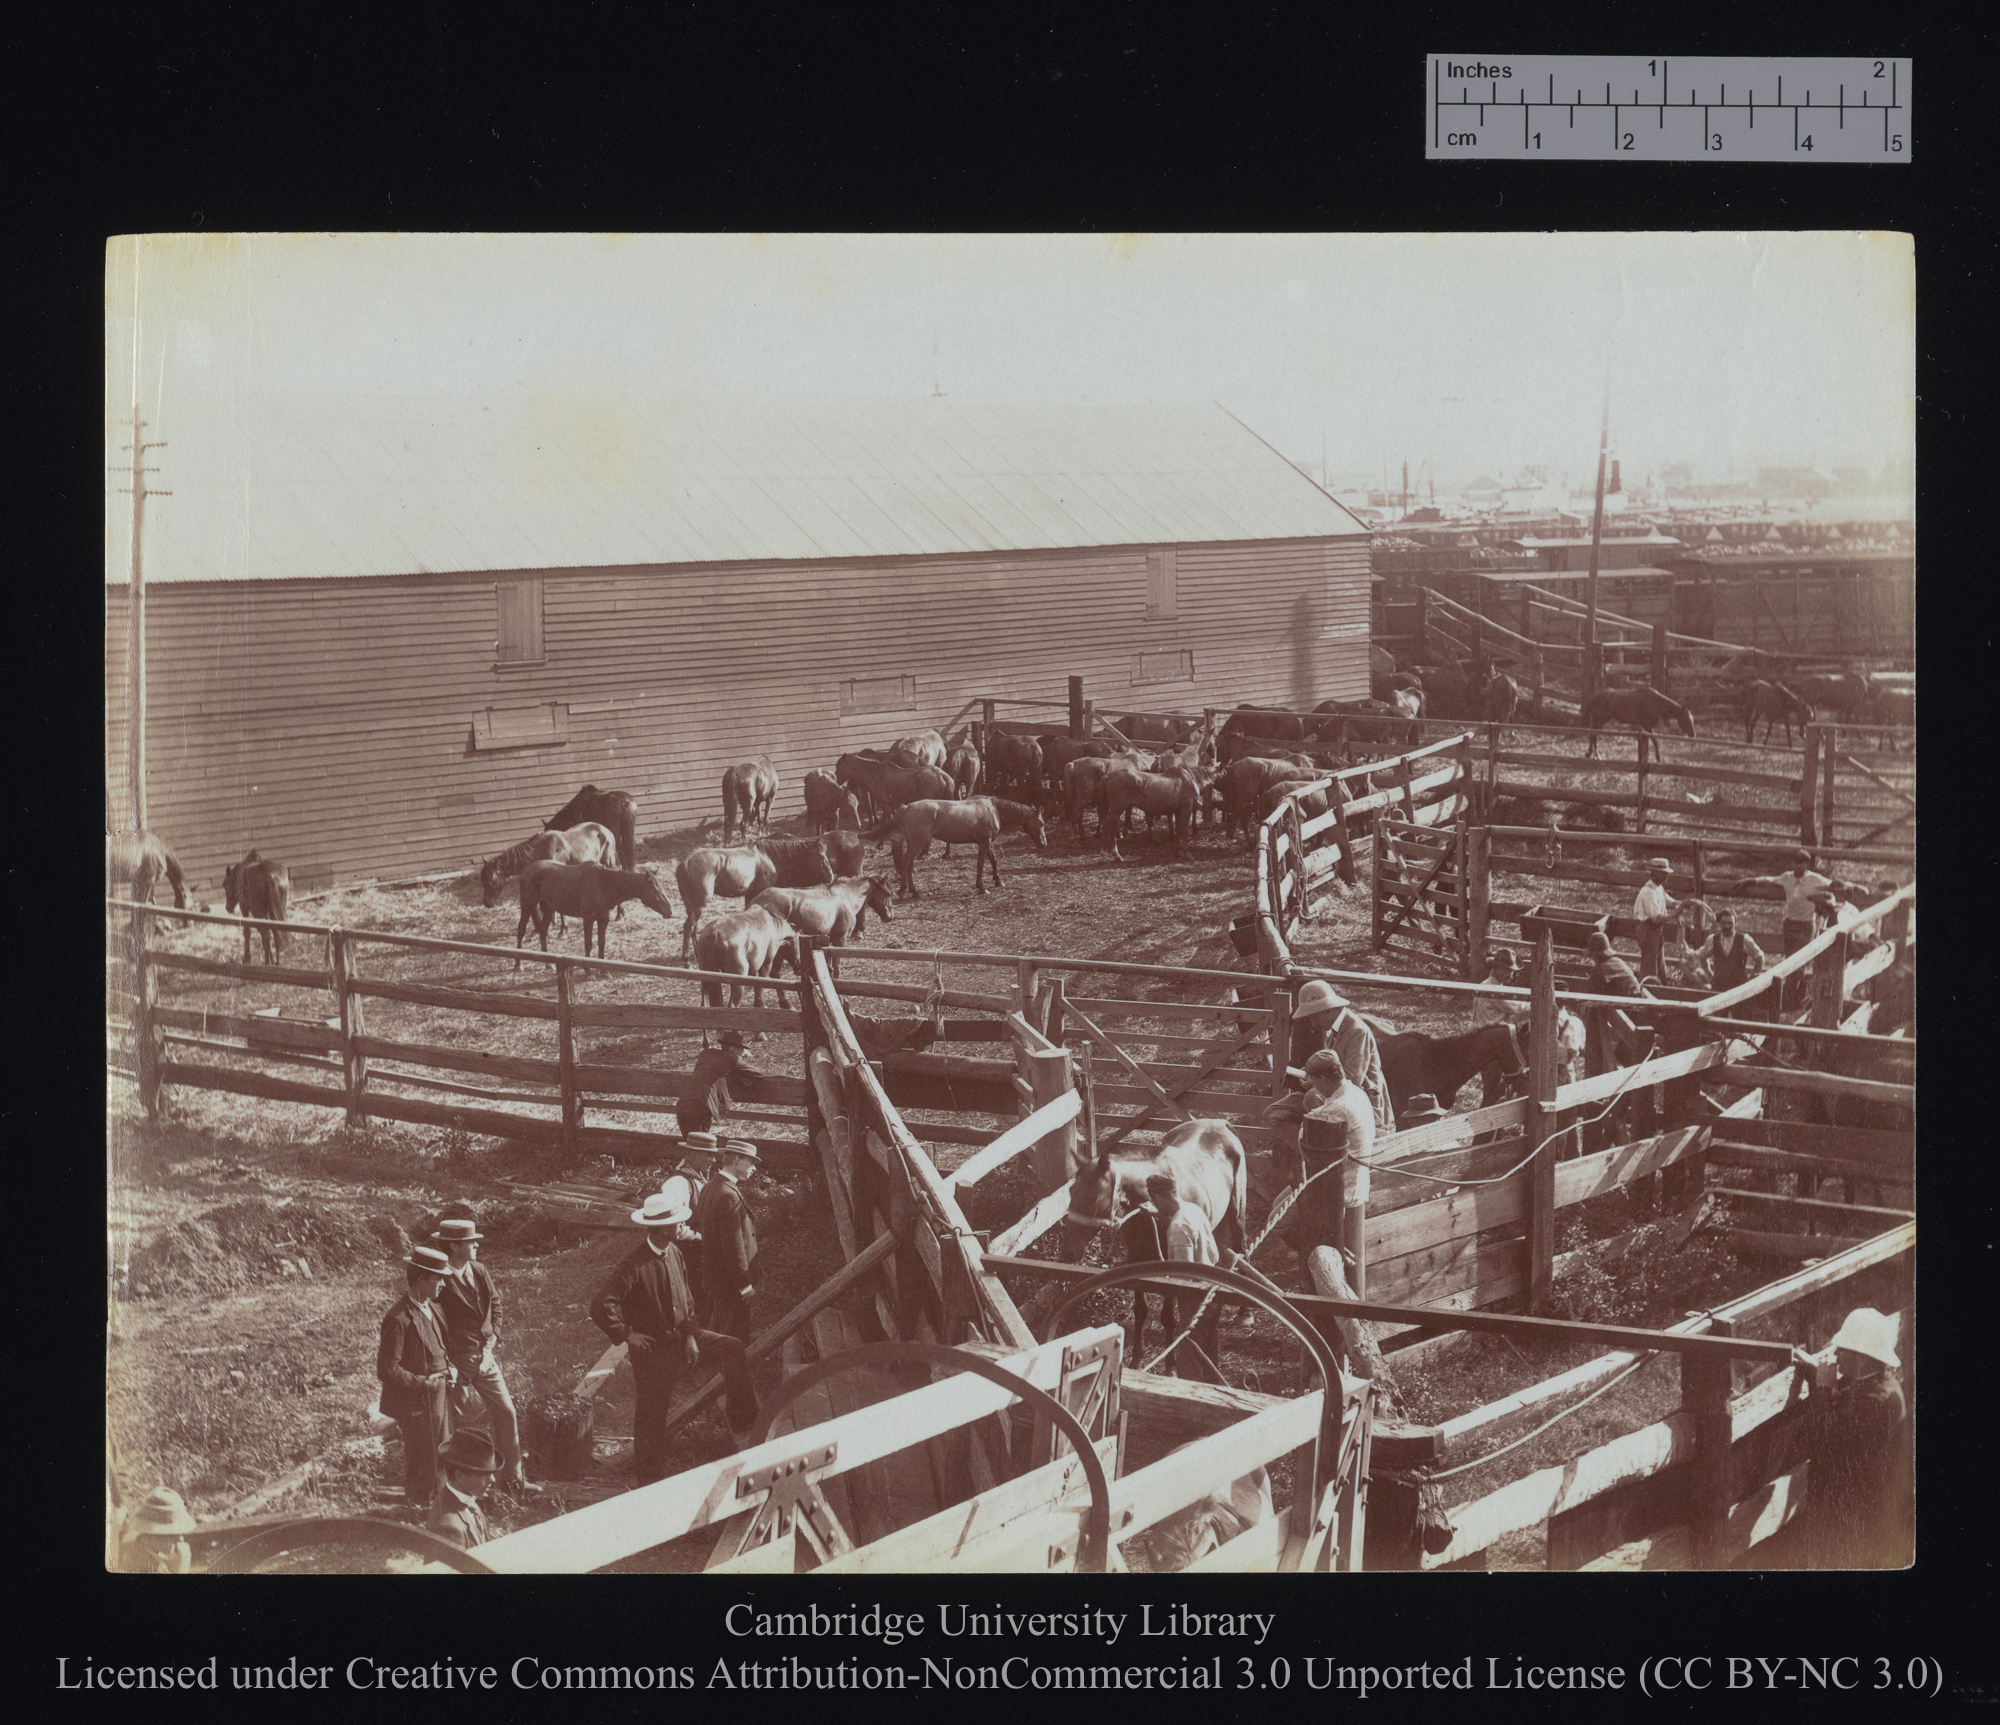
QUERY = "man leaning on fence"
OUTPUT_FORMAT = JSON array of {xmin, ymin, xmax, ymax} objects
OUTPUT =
[{"xmin": 1291, "ymin": 980, "xmax": 1395, "ymax": 1133}]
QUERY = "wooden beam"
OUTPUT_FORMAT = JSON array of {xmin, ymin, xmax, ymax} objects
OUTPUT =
[
  {"xmin": 1715, "ymin": 1065, "xmax": 1911, "ymax": 1104},
  {"xmin": 949, "ymin": 1088, "xmax": 1082, "ymax": 1188}
]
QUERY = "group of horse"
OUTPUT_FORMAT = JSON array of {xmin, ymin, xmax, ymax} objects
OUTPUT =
[{"xmin": 107, "ymin": 830, "xmax": 293, "ymax": 963}]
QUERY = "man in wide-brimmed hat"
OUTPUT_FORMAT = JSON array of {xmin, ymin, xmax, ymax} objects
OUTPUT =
[
  {"xmin": 693, "ymin": 1139, "xmax": 764, "ymax": 1345},
  {"xmin": 1631, "ymin": 857, "xmax": 1680, "ymax": 986},
  {"xmin": 1398, "ymin": 1093, "xmax": 1449, "ymax": 1130},
  {"xmin": 376, "ymin": 1245, "xmax": 455, "ymax": 1509},
  {"xmin": 1789, "ymin": 1308, "xmax": 1911, "ymax": 1567},
  {"xmin": 679, "ymin": 1032, "xmax": 751, "ymax": 1139},
  {"xmin": 119, "ymin": 1486, "xmax": 196, "ymax": 1573},
  {"xmin": 427, "ymin": 1428, "xmax": 503, "ymax": 1550},
  {"xmin": 431, "ymin": 1214, "xmax": 537, "ymax": 1494},
  {"xmin": 1290, "ymin": 978, "xmax": 1394, "ymax": 1133},
  {"xmin": 591, "ymin": 1191, "xmax": 703, "ymax": 1485}
]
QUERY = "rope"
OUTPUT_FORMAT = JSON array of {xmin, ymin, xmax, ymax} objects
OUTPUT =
[{"xmin": 1420, "ymin": 1351, "xmax": 1661, "ymax": 1481}]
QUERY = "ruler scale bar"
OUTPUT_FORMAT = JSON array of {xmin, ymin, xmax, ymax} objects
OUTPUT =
[{"xmin": 1426, "ymin": 56, "xmax": 1909, "ymax": 161}]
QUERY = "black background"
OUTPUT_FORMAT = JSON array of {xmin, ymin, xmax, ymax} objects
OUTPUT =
[{"xmin": 24, "ymin": 1, "xmax": 1989, "ymax": 1712}]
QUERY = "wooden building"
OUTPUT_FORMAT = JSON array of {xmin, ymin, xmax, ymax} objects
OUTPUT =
[{"xmin": 106, "ymin": 398, "xmax": 1369, "ymax": 893}]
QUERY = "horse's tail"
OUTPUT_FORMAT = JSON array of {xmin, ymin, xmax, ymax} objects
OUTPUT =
[{"xmin": 161, "ymin": 847, "xmax": 188, "ymax": 909}]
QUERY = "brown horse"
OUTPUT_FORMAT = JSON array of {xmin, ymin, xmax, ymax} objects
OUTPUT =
[
  {"xmin": 982, "ymin": 730, "xmax": 1043, "ymax": 799},
  {"xmin": 545, "ymin": 786, "xmax": 639, "ymax": 871},
  {"xmin": 1101, "ymin": 765, "xmax": 1202, "ymax": 859},
  {"xmin": 722, "ymin": 756, "xmax": 779, "ymax": 844},
  {"xmin": 515, "ymin": 860, "xmax": 674, "ymax": 963},
  {"xmin": 888, "ymin": 797, "xmax": 1046, "ymax": 898},
  {"xmin": 1374, "ymin": 1022, "xmax": 1526, "ymax": 1117},
  {"xmin": 1061, "ymin": 1118, "xmax": 1249, "ymax": 1263},
  {"xmin": 802, "ymin": 769, "xmax": 861, "ymax": 835},
  {"xmin": 691, "ymin": 904, "xmax": 799, "ymax": 1009},
  {"xmin": 223, "ymin": 851, "xmax": 292, "ymax": 964},
  {"xmin": 1580, "ymin": 685, "xmax": 1696, "ymax": 762},
  {"xmin": 946, "ymin": 739, "xmax": 982, "ymax": 799},
  {"xmin": 889, "ymin": 729, "xmax": 946, "ymax": 770},
  {"xmin": 674, "ymin": 839, "xmax": 832, "ymax": 960},
  {"xmin": 752, "ymin": 876, "xmax": 894, "ymax": 975},
  {"xmin": 1742, "ymin": 680, "xmax": 1814, "ymax": 745},
  {"xmin": 1063, "ymin": 750, "xmax": 1152, "ymax": 837},
  {"xmin": 479, "ymin": 821, "xmax": 619, "ymax": 907},
  {"xmin": 106, "ymin": 830, "xmax": 188, "ymax": 909}
]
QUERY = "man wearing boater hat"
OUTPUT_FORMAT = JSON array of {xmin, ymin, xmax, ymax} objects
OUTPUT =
[
  {"xmin": 1790, "ymin": 1308, "xmax": 1912, "ymax": 1567},
  {"xmin": 431, "ymin": 1215, "xmax": 537, "ymax": 1494},
  {"xmin": 592, "ymin": 1190, "xmax": 705, "ymax": 1485},
  {"xmin": 376, "ymin": 1244, "xmax": 455, "ymax": 1510}
]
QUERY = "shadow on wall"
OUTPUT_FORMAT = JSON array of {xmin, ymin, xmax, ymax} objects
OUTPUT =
[{"xmin": 1289, "ymin": 587, "xmax": 1317, "ymax": 708}]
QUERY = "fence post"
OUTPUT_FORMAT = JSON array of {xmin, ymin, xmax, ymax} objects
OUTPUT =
[
  {"xmin": 981, "ymin": 697, "xmax": 996, "ymax": 738},
  {"xmin": 329, "ymin": 928, "xmax": 369, "ymax": 1127},
  {"xmin": 1466, "ymin": 826, "xmax": 1490, "ymax": 981},
  {"xmin": 1800, "ymin": 726, "xmax": 1821, "ymax": 847},
  {"xmin": 1015, "ymin": 958, "xmax": 1040, "ymax": 1035},
  {"xmin": 1485, "ymin": 719, "xmax": 1502, "ymax": 798},
  {"xmin": 1369, "ymin": 810, "xmax": 1386, "ymax": 950},
  {"xmin": 1069, "ymin": 676, "xmax": 1085, "ymax": 739},
  {"xmin": 1651, "ymin": 621, "xmax": 1669, "ymax": 693},
  {"xmin": 1270, "ymin": 986, "xmax": 1293, "ymax": 1097},
  {"xmin": 1683, "ymin": 1346, "xmax": 1735, "ymax": 1566},
  {"xmin": 1027, "ymin": 1044, "xmax": 1078, "ymax": 1187},
  {"xmin": 555, "ymin": 960, "xmax": 581, "ymax": 1158},
  {"xmin": 1811, "ymin": 928, "xmax": 1852, "ymax": 1032},
  {"xmin": 1691, "ymin": 841, "xmax": 1706, "ymax": 906},
  {"xmin": 1634, "ymin": 730, "xmax": 1649, "ymax": 836},
  {"xmin": 1531, "ymin": 643, "xmax": 1545, "ymax": 719},
  {"xmin": 131, "ymin": 905, "xmax": 161, "ymax": 1120},
  {"xmin": 1821, "ymin": 725, "xmax": 1838, "ymax": 849},
  {"xmin": 1523, "ymin": 930, "xmax": 1561, "ymax": 1314}
]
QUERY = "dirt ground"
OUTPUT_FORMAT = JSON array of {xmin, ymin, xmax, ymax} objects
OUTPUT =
[{"xmin": 107, "ymin": 724, "xmax": 1847, "ymax": 1570}]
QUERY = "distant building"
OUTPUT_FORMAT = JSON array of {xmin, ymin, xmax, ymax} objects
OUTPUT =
[{"xmin": 1463, "ymin": 475, "xmax": 1505, "ymax": 508}]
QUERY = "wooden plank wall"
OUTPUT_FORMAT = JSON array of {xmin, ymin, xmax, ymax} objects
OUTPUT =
[{"xmin": 104, "ymin": 533, "xmax": 1368, "ymax": 894}]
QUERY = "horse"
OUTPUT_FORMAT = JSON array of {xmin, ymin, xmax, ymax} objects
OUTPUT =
[
  {"xmin": 1312, "ymin": 697, "xmax": 1418, "ymax": 749},
  {"xmin": 1113, "ymin": 713, "xmax": 1196, "ymax": 746},
  {"xmin": 833, "ymin": 750, "xmax": 896, "ymax": 823},
  {"xmin": 674, "ymin": 840, "xmax": 831, "ymax": 961},
  {"xmin": 721, "ymin": 756, "xmax": 779, "ymax": 844},
  {"xmin": 1218, "ymin": 756, "xmax": 1317, "ymax": 842},
  {"xmin": 946, "ymin": 739, "xmax": 982, "ymax": 799},
  {"xmin": 1061, "ymin": 1118, "xmax": 1249, "ymax": 1264},
  {"xmin": 802, "ymin": 769, "xmax": 861, "ymax": 835},
  {"xmin": 1374, "ymin": 1022, "xmax": 1527, "ymax": 1117},
  {"xmin": 223, "ymin": 851, "xmax": 291, "ymax": 963},
  {"xmin": 544, "ymin": 786, "xmax": 639, "ymax": 871},
  {"xmin": 887, "ymin": 797, "xmax": 1046, "ymax": 898},
  {"xmin": 478, "ymin": 821, "xmax": 619, "ymax": 908},
  {"xmin": 1580, "ymin": 685, "xmax": 1696, "ymax": 762},
  {"xmin": 888, "ymin": 729, "xmax": 946, "ymax": 771},
  {"xmin": 1220, "ymin": 705, "xmax": 1308, "ymax": 745},
  {"xmin": 1063, "ymin": 750, "xmax": 1152, "ymax": 837},
  {"xmin": 1036, "ymin": 735, "xmax": 1125, "ymax": 802},
  {"xmin": 106, "ymin": 830, "xmax": 188, "ymax": 909},
  {"xmin": 514, "ymin": 860, "xmax": 673, "ymax": 963},
  {"xmin": 752, "ymin": 876, "xmax": 894, "ymax": 975},
  {"xmin": 982, "ymin": 731, "xmax": 1043, "ymax": 800},
  {"xmin": 1101, "ymin": 766, "xmax": 1201, "ymax": 859},
  {"xmin": 691, "ymin": 905, "xmax": 799, "ymax": 1010},
  {"xmin": 1741, "ymin": 680, "xmax": 1815, "ymax": 745}
]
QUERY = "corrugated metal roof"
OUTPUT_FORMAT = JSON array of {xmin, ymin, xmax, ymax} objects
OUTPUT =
[{"xmin": 111, "ymin": 397, "xmax": 1365, "ymax": 584}]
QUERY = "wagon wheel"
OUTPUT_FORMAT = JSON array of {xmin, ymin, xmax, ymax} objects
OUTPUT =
[{"xmin": 206, "ymin": 1515, "xmax": 496, "ymax": 1574}]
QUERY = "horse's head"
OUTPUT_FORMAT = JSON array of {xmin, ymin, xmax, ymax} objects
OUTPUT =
[
  {"xmin": 1060, "ymin": 1151, "xmax": 1120, "ymax": 1261},
  {"xmin": 862, "ymin": 877, "xmax": 893, "ymax": 925},
  {"xmin": 222, "ymin": 859, "xmax": 246, "ymax": 915},
  {"xmin": 1025, "ymin": 805, "xmax": 1048, "ymax": 848},
  {"xmin": 635, "ymin": 867, "xmax": 677, "ymax": 919},
  {"xmin": 478, "ymin": 857, "xmax": 507, "ymax": 907}
]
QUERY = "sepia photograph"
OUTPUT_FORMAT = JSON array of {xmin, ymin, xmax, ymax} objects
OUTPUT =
[{"xmin": 105, "ymin": 231, "xmax": 1914, "ymax": 1582}]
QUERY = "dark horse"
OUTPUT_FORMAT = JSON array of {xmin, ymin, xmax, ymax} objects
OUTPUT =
[
  {"xmin": 1374, "ymin": 1022, "xmax": 1527, "ymax": 1118},
  {"xmin": 722, "ymin": 756, "xmax": 779, "ymax": 844},
  {"xmin": 1741, "ymin": 680, "xmax": 1814, "ymax": 746},
  {"xmin": 1580, "ymin": 685, "xmax": 1696, "ymax": 763},
  {"xmin": 545, "ymin": 785, "xmax": 639, "ymax": 871}
]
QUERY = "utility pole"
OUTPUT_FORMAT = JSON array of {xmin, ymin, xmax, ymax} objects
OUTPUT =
[
  {"xmin": 1582, "ymin": 373, "xmax": 1610, "ymax": 699},
  {"xmin": 117, "ymin": 406, "xmax": 169, "ymax": 833}
]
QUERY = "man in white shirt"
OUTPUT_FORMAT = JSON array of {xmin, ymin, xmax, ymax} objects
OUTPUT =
[
  {"xmin": 1292, "ymin": 980, "xmax": 1395, "ymax": 1132},
  {"xmin": 1146, "ymin": 1171, "xmax": 1221, "ymax": 1382},
  {"xmin": 1736, "ymin": 848, "xmax": 1854, "ymax": 1009},
  {"xmin": 1632, "ymin": 857, "xmax": 1678, "ymax": 985},
  {"xmin": 1692, "ymin": 907, "xmax": 1768, "ymax": 997}
]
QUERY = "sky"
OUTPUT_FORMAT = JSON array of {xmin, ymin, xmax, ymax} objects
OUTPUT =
[{"xmin": 106, "ymin": 232, "xmax": 1914, "ymax": 496}]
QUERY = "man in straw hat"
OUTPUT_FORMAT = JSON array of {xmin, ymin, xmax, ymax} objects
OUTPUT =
[
  {"xmin": 1631, "ymin": 857, "xmax": 1680, "ymax": 985},
  {"xmin": 431, "ymin": 1214, "xmax": 537, "ymax": 1494},
  {"xmin": 679, "ymin": 1032, "xmax": 751, "ymax": 1140},
  {"xmin": 427, "ymin": 1428, "xmax": 502, "ymax": 1550},
  {"xmin": 1789, "ymin": 1308, "xmax": 1911, "ymax": 1567},
  {"xmin": 1290, "ymin": 979, "xmax": 1394, "ymax": 1133},
  {"xmin": 693, "ymin": 1139, "xmax": 763, "ymax": 1345},
  {"xmin": 119, "ymin": 1487, "xmax": 197, "ymax": 1573},
  {"xmin": 592, "ymin": 1190, "xmax": 704, "ymax": 1485},
  {"xmin": 1733, "ymin": 848, "xmax": 1852, "ymax": 1012},
  {"xmin": 376, "ymin": 1244, "xmax": 455, "ymax": 1510}
]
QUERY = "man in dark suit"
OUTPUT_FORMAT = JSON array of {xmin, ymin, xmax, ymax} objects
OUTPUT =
[
  {"xmin": 693, "ymin": 1140, "xmax": 762, "ymax": 1344},
  {"xmin": 591, "ymin": 1191, "xmax": 705, "ymax": 1485},
  {"xmin": 432, "ymin": 1216, "xmax": 537, "ymax": 1493},
  {"xmin": 376, "ymin": 1245, "xmax": 454, "ymax": 1509}
]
